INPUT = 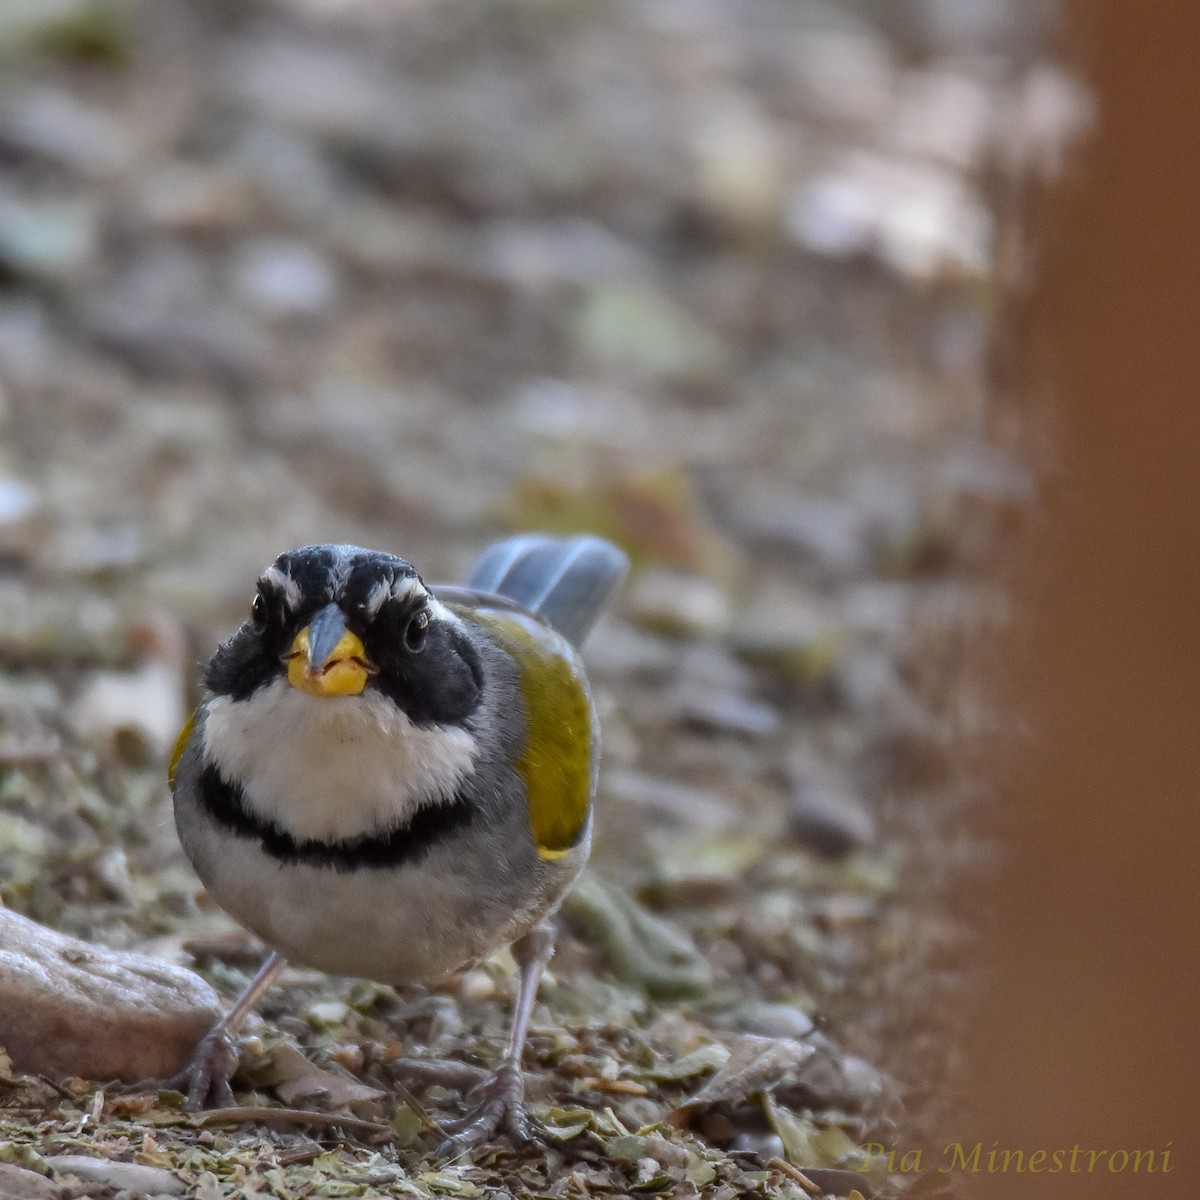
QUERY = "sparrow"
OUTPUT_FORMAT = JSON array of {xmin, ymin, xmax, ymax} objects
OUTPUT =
[{"xmin": 167, "ymin": 534, "xmax": 628, "ymax": 1152}]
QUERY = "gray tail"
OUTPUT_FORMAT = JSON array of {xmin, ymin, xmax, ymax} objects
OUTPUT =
[{"xmin": 464, "ymin": 534, "xmax": 628, "ymax": 646}]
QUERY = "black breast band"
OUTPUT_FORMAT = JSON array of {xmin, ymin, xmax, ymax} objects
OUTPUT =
[{"xmin": 195, "ymin": 762, "xmax": 476, "ymax": 873}]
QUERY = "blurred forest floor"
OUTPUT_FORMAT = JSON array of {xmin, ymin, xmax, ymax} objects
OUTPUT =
[{"xmin": 0, "ymin": 1, "xmax": 1082, "ymax": 1197}]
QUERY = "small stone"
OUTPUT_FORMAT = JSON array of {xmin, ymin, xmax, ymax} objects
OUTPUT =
[
  {"xmin": 796, "ymin": 1167, "xmax": 877, "ymax": 1198},
  {"xmin": 736, "ymin": 1001, "xmax": 815, "ymax": 1041},
  {"xmin": 1, "ymin": 86, "xmax": 132, "ymax": 177},
  {"xmin": 730, "ymin": 1130, "xmax": 786, "ymax": 1162},
  {"xmin": 788, "ymin": 756, "xmax": 877, "ymax": 858},
  {"xmin": 0, "ymin": 196, "xmax": 97, "ymax": 281},
  {"xmin": 0, "ymin": 1162, "xmax": 61, "ymax": 1200},
  {"xmin": 68, "ymin": 615, "xmax": 187, "ymax": 762},
  {"xmin": 732, "ymin": 588, "xmax": 839, "ymax": 684},
  {"xmin": 230, "ymin": 237, "xmax": 339, "ymax": 318},
  {"xmin": 0, "ymin": 908, "xmax": 221, "ymax": 1082},
  {"xmin": 728, "ymin": 487, "xmax": 868, "ymax": 575},
  {"xmin": 571, "ymin": 282, "xmax": 726, "ymax": 384},
  {"xmin": 603, "ymin": 768, "xmax": 738, "ymax": 832},
  {"xmin": 49, "ymin": 1157, "xmax": 185, "ymax": 1196},
  {"xmin": 783, "ymin": 1036, "xmax": 888, "ymax": 1112},
  {"xmin": 788, "ymin": 152, "xmax": 992, "ymax": 280},
  {"xmin": 0, "ymin": 476, "xmax": 43, "ymax": 562},
  {"xmin": 676, "ymin": 689, "xmax": 780, "ymax": 739},
  {"xmin": 664, "ymin": 643, "xmax": 779, "ymax": 737},
  {"xmin": 626, "ymin": 568, "xmax": 730, "ymax": 638}
]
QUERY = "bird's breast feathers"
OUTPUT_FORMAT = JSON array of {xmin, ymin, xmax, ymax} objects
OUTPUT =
[{"xmin": 201, "ymin": 680, "xmax": 479, "ymax": 843}]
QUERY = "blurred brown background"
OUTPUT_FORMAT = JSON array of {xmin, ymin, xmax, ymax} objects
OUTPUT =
[{"xmin": 970, "ymin": 1, "xmax": 1200, "ymax": 1196}]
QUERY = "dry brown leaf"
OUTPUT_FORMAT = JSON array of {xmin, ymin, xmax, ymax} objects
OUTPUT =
[
  {"xmin": 666, "ymin": 1035, "xmax": 815, "ymax": 1129},
  {"xmin": 258, "ymin": 1042, "xmax": 385, "ymax": 1113}
]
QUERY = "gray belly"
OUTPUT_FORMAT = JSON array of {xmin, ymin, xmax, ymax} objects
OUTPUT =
[{"xmin": 179, "ymin": 806, "xmax": 585, "ymax": 983}]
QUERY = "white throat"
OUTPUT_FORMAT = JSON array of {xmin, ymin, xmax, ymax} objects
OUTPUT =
[{"xmin": 202, "ymin": 680, "xmax": 478, "ymax": 842}]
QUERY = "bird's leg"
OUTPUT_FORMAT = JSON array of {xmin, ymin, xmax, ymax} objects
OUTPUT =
[
  {"xmin": 434, "ymin": 924, "xmax": 555, "ymax": 1157},
  {"xmin": 166, "ymin": 951, "xmax": 287, "ymax": 1110}
]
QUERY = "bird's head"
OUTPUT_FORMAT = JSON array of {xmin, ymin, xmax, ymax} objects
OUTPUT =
[{"xmin": 205, "ymin": 545, "xmax": 483, "ymax": 726}]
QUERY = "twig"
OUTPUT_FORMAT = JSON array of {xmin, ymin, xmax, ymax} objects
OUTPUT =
[
  {"xmin": 391, "ymin": 1080, "xmax": 448, "ymax": 1137},
  {"xmin": 386, "ymin": 1058, "xmax": 489, "ymax": 1091},
  {"xmin": 275, "ymin": 1145, "xmax": 324, "ymax": 1167},
  {"xmin": 767, "ymin": 1157, "xmax": 821, "ymax": 1196},
  {"xmin": 196, "ymin": 1106, "xmax": 393, "ymax": 1139}
]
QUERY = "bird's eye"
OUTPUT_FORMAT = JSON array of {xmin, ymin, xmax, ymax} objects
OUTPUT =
[
  {"xmin": 250, "ymin": 591, "xmax": 268, "ymax": 630},
  {"xmin": 405, "ymin": 609, "xmax": 430, "ymax": 652}
]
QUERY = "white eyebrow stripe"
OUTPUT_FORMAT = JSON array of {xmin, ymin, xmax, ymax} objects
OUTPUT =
[
  {"xmin": 364, "ymin": 579, "xmax": 392, "ymax": 617},
  {"xmin": 427, "ymin": 595, "xmax": 461, "ymax": 626},
  {"xmin": 262, "ymin": 565, "xmax": 302, "ymax": 610},
  {"xmin": 390, "ymin": 576, "xmax": 425, "ymax": 604}
]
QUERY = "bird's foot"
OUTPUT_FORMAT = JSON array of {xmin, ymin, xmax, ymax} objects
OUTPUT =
[
  {"xmin": 158, "ymin": 1025, "xmax": 240, "ymax": 1110},
  {"xmin": 433, "ymin": 1062, "xmax": 541, "ymax": 1159}
]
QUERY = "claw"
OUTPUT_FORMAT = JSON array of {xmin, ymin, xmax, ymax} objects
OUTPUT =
[
  {"xmin": 164, "ymin": 1026, "xmax": 241, "ymax": 1110},
  {"xmin": 433, "ymin": 1062, "xmax": 543, "ymax": 1159}
]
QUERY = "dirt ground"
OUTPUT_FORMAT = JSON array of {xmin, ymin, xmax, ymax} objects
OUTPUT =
[{"xmin": 0, "ymin": 1, "xmax": 1082, "ymax": 1196}]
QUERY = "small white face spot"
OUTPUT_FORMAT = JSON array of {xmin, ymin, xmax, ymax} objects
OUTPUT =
[
  {"xmin": 364, "ymin": 578, "xmax": 392, "ymax": 617},
  {"xmin": 262, "ymin": 565, "xmax": 303, "ymax": 611}
]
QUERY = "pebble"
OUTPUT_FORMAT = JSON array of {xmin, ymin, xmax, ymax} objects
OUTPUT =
[
  {"xmin": 788, "ymin": 755, "xmax": 877, "ymax": 858},
  {"xmin": 730, "ymin": 1131, "xmax": 786, "ymax": 1162},
  {"xmin": 0, "ymin": 476, "xmax": 42, "ymax": 561},
  {"xmin": 626, "ymin": 568, "xmax": 730, "ymax": 638},
  {"xmin": 665, "ymin": 643, "xmax": 779, "ymax": 737},
  {"xmin": 0, "ymin": 1163, "xmax": 62, "ymax": 1200},
  {"xmin": 731, "ymin": 588, "xmax": 838, "ymax": 684},
  {"xmin": 230, "ymin": 237, "xmax": 339, "ymax": 318},
  {"xmin": 728, "ymin": 487, "xmax": 868, "ymax": 575},
  {"xmin": 68, "ymin": 615, "xmax": 188, "ymax": 762},
  {"xmin": 736, "ymin": 1001, "xmax": 816, "ymax": 1041},
  {"xmin": 800, "ymin": 1167, "xmax": 877, "ymax": 1198},
  {"xmin": 676, "ymin": 688, "xmax": 780, "ymax": 739},
  {"xmin": 603, "ymin": 767, "xmax": 739, "ymax": 832},
  {"xmin": 571, "ymin": 282, "xmax": 726, "ymax": 384},
  {"xmin": 0, "ymin": 196, "xmax": 97, "ymax": 281},
  {"xmin": 0, "ymin": 908, "xmax": 221, "ymax": 1082},
  {"xmin": 49, "ymin": 1157, "xmax": 186, "ymax": 1196},
  {"xmin": 788, "ymin": 151, "xmax": 992, "ymax": 280},
  {"xmin": 784, "ymin": 1035, "xmax": 888, "ymax": 1112},
  {"xmin": 2, "ymin": 86, "xmax": 132, "ymax": 177}
]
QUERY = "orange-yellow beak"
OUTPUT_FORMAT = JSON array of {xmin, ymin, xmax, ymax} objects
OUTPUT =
[{"xmin": 285, "ymin": 603, "xmax": 371, "ymax": 697}]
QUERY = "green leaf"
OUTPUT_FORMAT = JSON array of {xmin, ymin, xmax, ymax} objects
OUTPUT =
[
  {"xmin": 762, "ymin": 1093, "xmax": 817, "ymax": 1164},
  {"xmin": 541, "ymin": 1106, "xmax": 595, "ymax": 1141},
  {"xmin": 645, "ymin": 1043, "xmax": 731, "ymax": 1083}
]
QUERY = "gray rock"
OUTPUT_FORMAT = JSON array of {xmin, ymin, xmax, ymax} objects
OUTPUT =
[
  {"xmin": 676, "ymin": 689, "xmax": 780, "ymax": 739},
  {"xmin": 0, "ymin": 908, "xmax": 221, "ymax": 1082},
  {"xmin": 667, "ymin": 643, "xmax": 779, "ymax": 737},
  {"xmin": 603, "ymin": 767, "xmax": 739, "ymax": 832},
  {"xmin": 728, "ymin": 487, "xmax": 868, "ymax": 575},
  {"xmin": 1, "ymin": 87, "xmax": 132, "ymax": 177},
  {"xmin": 788, "ymin": 756, "xmax": 876, "ymax": 858},
  {"xmin": 0, "ymin": 1162, "xmax": 63, "ymax": 1200},
  {"xmin": 49, "ymin": 1157, "xmax": 185, "ymax": 1196}
]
